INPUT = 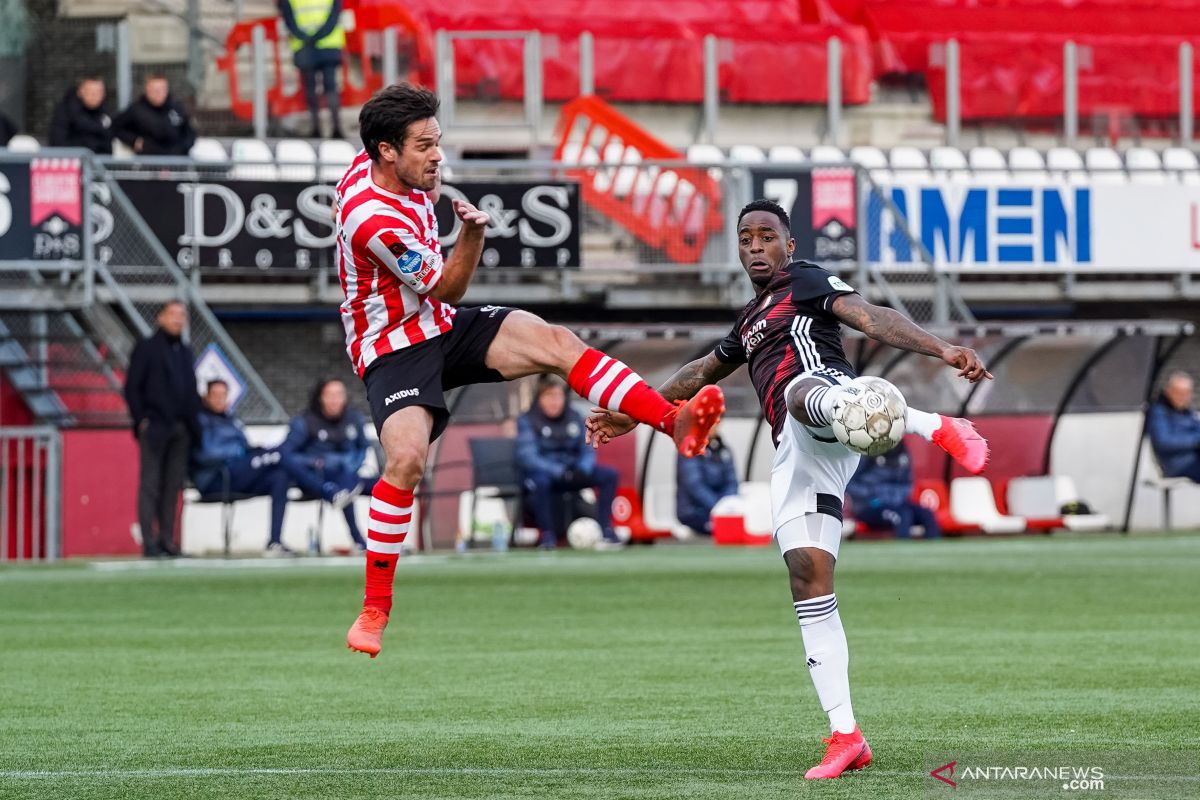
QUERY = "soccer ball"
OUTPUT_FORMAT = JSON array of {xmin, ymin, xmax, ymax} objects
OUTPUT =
[
  {"xmin": 830, "ymin": 377, "xmax": 907, "ymax": 456},
  {"xmin": 566, "ymin": 517, "xmax": 603, "ymax": 550}
]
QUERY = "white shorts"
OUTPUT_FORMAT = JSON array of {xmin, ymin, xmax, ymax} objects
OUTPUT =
[{"xmin": 771, "ymin": 371, "xmax": 861, "ymax": 559}]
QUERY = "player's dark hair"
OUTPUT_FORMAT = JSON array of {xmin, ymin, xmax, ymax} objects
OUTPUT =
[
  {"xmin": 359, "ymin": 83, "xmax": 440, "ymax": 162},
  {"xmin": 205, "ymin": 379, "xmax": 228, "ymax": 393},
  {"xmin": 737, "ymin": 198, "xmax": 790, "ymax": 231}
]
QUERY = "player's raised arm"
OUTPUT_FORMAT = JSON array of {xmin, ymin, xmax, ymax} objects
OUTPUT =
[
  {"xmin": 829, "ymin": 293, "xmax": 993, "ymax": 383},
  {"xmin": 430, "ymin": 199, "xmax": 489, "ymax": 304}
]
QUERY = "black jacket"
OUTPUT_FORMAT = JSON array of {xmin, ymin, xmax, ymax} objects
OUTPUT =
[
  {"xmin": 113, "ymin": 95, "xmax": 196, "ymax": 156},
  {"xmin": 123, "ymin": 329, "xmax": 201, "ymax": 441},
  {"xmin": 48, "ymin": 90, "xmax": 113, "ymax": 154}
]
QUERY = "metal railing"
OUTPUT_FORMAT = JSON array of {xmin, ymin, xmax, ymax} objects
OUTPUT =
[{"xmin": 0, "ymin": 427, "xmax": 62, "ymax": 562}]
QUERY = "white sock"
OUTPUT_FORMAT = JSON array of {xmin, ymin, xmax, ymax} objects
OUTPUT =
[
  {"xmin": 794, "ymin": 593, "xmax": 856, "ymax": 734},
  {"xmin": 905, "ymin": 407, "xmax": 943, "ymax": 441}
]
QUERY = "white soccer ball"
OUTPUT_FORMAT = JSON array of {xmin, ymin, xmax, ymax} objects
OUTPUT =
[
  {"xmin": 829, "ymin": 377, "xmax": 907, "ymax": 457},
  {"xmin": 566, "ymin": 517, "xmax": 603, "ymax": 550}
]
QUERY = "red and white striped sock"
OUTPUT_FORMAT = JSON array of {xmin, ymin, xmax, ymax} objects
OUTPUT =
[
  {"xmin": 567, "ymin": 348, "xmax": 676, "ymax": 434},
  {"xmin": 363, "ymin": 480, "xmax": 413, "ymax": 615}
]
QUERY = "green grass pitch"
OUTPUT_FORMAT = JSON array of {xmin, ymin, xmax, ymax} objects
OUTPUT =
[{"xmin": 1, "ymin": 534, "xmax": 1198, "ymax": 799}]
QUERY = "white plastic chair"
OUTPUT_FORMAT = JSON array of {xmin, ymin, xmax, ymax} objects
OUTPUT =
[
  {"xmin": 1123, "ymin": 147, "xmax": 1166, "ymax": 184},
  {"xmin": 889, "ymin": 146, "xmax": 930, "ymax": 181},
  {"xmin": 1051, "ymin": 476, "xmax": 1111, "ymax": 531},
  {"xmin": 1046, "ymin": 147, "xmax": 1088, "ymax": 185},
  {"xmin": 809, "ymin": 145, "xmax": 847, "ymax": 164},
  {"xmin": 949, "ymin": 477, "xmax": 1027, "ymax": 534},
  {"xmin": 1162, "ymin": 147, "xmax": 1199, "ymax": 184},
  {"xmin": 4, "ymin": 134, "xmax": 40, "ymax": 153},
  {"xmin": 930, "ymin": 146, "xmax": 970, "ymax": 183},
  {"xmin": 189, "ymin": 137, "xmax": 227, "ymax": 163},
  {"xmin": 968, "ymin": 146, "xmax": 1007, "ymax": 183},
  {"xmin": 767, "ymin": 145, "xmax": 806, "ymax": 163},
  {"xmin": 275, "ymin": 138, "xmax": 318, "ymax": 182},
  {"xmin": 686, "ymin": 143, "xmax": 725, "ymax": 165},
  {"xmin": 849, "ymin": 146, "xmax": 888, "ymax": 169},
  {"xmin": 729, "ymin": 144, "xmax": 766, "ymax": 164},
  {"xmin": 1005, "ymin": 476, "xmax": 1060, "ymax": 520},
  {"xmin": 642, "ymin": 484, "xmax": 692, "ymax": 539},
  {"xmin": 318, "ymin": 138, "xmax": 358, "ymax": 182},
  {"xmin": 739, "ymin": 482, "xmax": 773, "ymax": 536},
  {"xmin": 230, "ymin": 138, "xmax": 278, "ymax": 180},
  {"xmin": 1085, "ymin": 147, "xmax": 1128, "ymax": 184}
]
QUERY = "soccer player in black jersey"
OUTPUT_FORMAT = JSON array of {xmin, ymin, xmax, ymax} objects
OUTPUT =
[{"xmin": 586, "ymin": 198, "xmax": 991, "ymax": 779}]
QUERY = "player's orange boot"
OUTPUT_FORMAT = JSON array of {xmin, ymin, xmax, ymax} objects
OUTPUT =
[
  {"xmin": 932, "ymin": 416, "xmax": 990, "ymax": 474},
  {"xmin": 346, "ymin": 607, "xmax": 389, "ymax": 658},
  {"xmin": 804, "ymin": 726, "xmax": 872, "ymax": 779},
  {"xmin": 672, "ymin": 385, "xmax": 725, "ymax": 457}
]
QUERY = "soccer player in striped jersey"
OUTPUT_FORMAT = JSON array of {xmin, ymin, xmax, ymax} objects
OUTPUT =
[
  {"xmin": 339, "ymin": 83, "xmax": 725, "ymax": 658},
  {"xmin": 586, "ymin": 199, "xmax": 991, "ymax": 779}
]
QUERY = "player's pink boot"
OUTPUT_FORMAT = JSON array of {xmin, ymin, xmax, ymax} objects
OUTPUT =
[
  {"xmin": 347, "ymin": 607, "xmax": 389, "ymax": 658},
  {"xmin": 804, "ymin": 726, "xmax": 872, "ymax": 779},
  {"xmin": 671, "ymin": 385, "xmax": 725, "ymax": 457},
  {"xmin": 932, "ymin": 417, "xmax": 989, "ymax": 474}
]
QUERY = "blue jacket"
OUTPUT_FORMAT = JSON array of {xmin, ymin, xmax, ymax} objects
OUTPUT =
[
  {"xmin": 515, "ymin": 405, "xmax": 594, "ymax": 479},
  {"xmin": 281, "ymin": 408, "xmax": 368, "ymax": 476},
  {"xmin": 676, "ymin": 436, "xmax": 739, "ymax": 523},
  {"xmin": 847, "ymin": 441, "xmax": 913, "ymax": 510},
  {"xmin": 190, "ymin": 407, "xmax": 249, "ymax": 493},
  {"xmin": 1147, "ymin": 397, "xmax": 1200, "ymax": 477}
]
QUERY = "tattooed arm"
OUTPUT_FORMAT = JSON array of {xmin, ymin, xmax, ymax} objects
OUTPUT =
[
  {"xmin": 585, "ymin": 353, "xmax": 740, "ymax": 446},
  {"xmin": 830, "ymin": 293, "xmax": 992, "ymax": 382}
]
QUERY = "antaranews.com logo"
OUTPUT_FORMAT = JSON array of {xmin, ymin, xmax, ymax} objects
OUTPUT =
[{"xmin": 924, "ymin": 750, "xmax": 1197, "ymax": 799}]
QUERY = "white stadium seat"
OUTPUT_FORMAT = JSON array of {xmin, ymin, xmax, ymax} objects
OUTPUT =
[
  {"xmin": 275, "ymin": 138, "xmax": 317, "ymax": 182},
  {"xmin": 889, "ymin": 146, "xmax": 930, "ymax": 181},
  {"xmin": 189, "ymin": 137, "xmax": 227, "ymax": 163},
  {"xmin": 1123, "ymin": 147, "xmax": 1166, "ymax": 184},
  {"xmin": 968, "ymin": 146, "xmax": 1008, "ymax": 183},
  {"xmin": 930, "ymin": 146, "xmax": 969, "ymax": 182},
  {"xmin": 809, "ymin": 145, "xmax": 847, "ymax": 164},
  {"xmin": 318, "ymin": 138, "xmax": 358, "ymax": 182},
  {"xmin": 4, "ymin": 134, "xmax": 39, "ymax": 153},
  {"xmin": 1162, "ymin": 147, "xmax": 1200, "ymax": 184},
  {"xmin": 767, "ymin": 145, "xmax": 806, "ymax": 163},
  {"xmin": 1052, "ymin": 476, "xmax": 1111, "ymax": 532},
  {"xmin": 850, "ymin": 146, "xmax": 890, "ymax": 184},
  {"xmin": 1085, "ymin": 147, "xmax": 1127, "ymax": 184},
  {"xmin": 950, "ymin": 477, "xmax": 1026, "ymax": 534},
  {"xmin": 1007, "ymin": 147, "xmax": 1049, "ymax": 185},
  {"xmin": 230, "ymin": 138, "xmax": 278, "ymax": 180},
  {"xmin": 1046, "ymin": 147, "xmax": 1089, "ymax": 185},
  {"xmin": 686, "ymin": 143, "xmax": 725, "ymax": 165},
  {"xmin": 729, "ymin": 144, "xmax": 766, "ymax": 163}
]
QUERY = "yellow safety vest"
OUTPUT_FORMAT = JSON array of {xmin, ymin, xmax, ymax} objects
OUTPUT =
[{"xmin": 288, "ymin": 0, "xmax": 345, "ymax": 51}]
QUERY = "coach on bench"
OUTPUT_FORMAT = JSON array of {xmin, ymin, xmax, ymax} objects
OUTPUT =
[{"xmin": 516, "ymin": 375, "xmax": 621, "ymax": 549}]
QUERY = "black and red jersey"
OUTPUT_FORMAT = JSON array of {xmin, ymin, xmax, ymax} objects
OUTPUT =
[{"xmin": 714, "ymin": 260, "xmax": 857, "ymax": 442}]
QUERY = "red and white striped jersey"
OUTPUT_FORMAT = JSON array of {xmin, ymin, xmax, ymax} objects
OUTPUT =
[{"xmin": 335, "ymin": 150, "xmax": 456, "ymax": 376}]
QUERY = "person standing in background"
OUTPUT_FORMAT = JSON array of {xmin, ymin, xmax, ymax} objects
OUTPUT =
[
  {"xmin": 113, "ymin": 74, "xmax": 196, "ymax": 156},
  {"xmin": 278, "ymin": 0, "xmax": 345, "ymax": 139},
  {"xmin": 48, "ymin": 76, "xmax": 113, "ymax": 154},
  {"xmin": 123, "ymin": 301, "xmax": 200, "ymax": 557}
]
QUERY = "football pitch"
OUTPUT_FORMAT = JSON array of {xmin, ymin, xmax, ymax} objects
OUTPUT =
[{"xmin": 1, "ymin": 535, "xmax": 1197, "ymax": 800}]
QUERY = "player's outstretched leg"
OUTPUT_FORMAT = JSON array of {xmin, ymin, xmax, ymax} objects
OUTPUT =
[
  {"xmin": 486, "ymin": 311, "xmax": 725, "ymax": 456},
  {"xmin": 787, "ymin": 376, "xmax": 989, "ymax": 473},
  {"xmin": 778, "ymin": 534, "xmax": 871, "ymax": 779}
]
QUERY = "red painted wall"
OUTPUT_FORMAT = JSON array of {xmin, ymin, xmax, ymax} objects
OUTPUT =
[{"xmin": 61, "ymin": 430, "xmax": 141, "ymax": 557}]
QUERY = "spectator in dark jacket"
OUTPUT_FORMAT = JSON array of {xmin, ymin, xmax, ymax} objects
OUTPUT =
[
  {"xmin": 123, "ymin": 300, "xmax": 200, "ymax": 556},
  {"xmin": 48, "ymin": 77, "xmax": 113, "ymax": 154},
  {"xmin": 0, "ymin": 111, "xmax": 15, "ymax": 147},
  {"xmin": 675, "ymin": 431, "xmax": 739, "ymax": 535},
  {"xmin": 113, "ymin": 75, "xmax": 196, "ymax": 156},
  {"xmin": 516, "ymin": 376, "xmax": 620, "ymax": 549},
  {"xmin": 192, "ymin": 379, "xmax": 356, "ymax": 555},
  {"xmin": 1147, "ymin": 371, "xmax": 1200, "ymax": 481},
  {"xmin": 281, "ymin": 378, "xmax": 374, "ymax": 550},
  {"xmin": 846, "ymin": 441, "xmax": 940, "ymax": 539}
]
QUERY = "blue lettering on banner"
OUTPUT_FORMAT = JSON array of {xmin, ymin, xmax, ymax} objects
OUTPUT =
[{"xmin": 866, "ymin": 185, "xmax": 1092, "ymax": 266}]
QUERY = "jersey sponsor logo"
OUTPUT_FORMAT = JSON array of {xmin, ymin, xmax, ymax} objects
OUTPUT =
[
  {"xmin": 384, "ymin": 387, "xmax": 420, "ymax": 405},
  {"xmin": 395, "ymin": 249, "xmax": 424, "ymax": 275},
  {"xmin": 741, "ymin": 317, "xmax": 769, "ymax": 356},
  {"xmin": 827, "ymin": 275, "xmax": 853, "ymax": 292}
]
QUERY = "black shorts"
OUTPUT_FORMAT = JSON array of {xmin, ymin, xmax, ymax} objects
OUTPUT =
[{"xmin": 363, "ymin": 305, "xmax": 514, "ymax": 442}]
